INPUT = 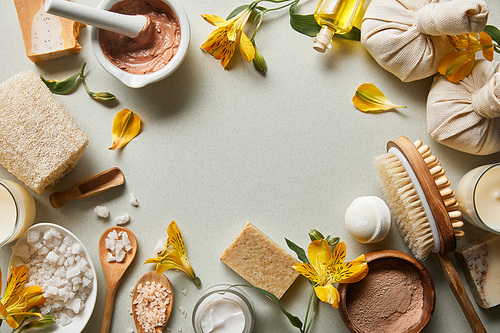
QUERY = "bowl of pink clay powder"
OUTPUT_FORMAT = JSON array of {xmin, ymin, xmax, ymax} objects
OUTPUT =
[
  {"xmin": 338, "ymin": 250, "xmax": 436, "ymax": 333},
  {"xmin": 91, "ymin": 0, "xmax": 190, "ymax": 88}
]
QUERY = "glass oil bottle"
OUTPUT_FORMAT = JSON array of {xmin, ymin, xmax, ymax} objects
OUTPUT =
[{"xmin": 313, "ymin": 0, "xmax": 365, "ymax": 53}]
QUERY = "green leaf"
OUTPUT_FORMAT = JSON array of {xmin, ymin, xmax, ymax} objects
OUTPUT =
[
  {"xmin": 484, "ymin": 25, "xmax": 500, "ymax": 53},
  {"xmin": 40, "ymin": 72, "xmax": 80, "ymax": 95},
  {"xmin": 336, "ymin": 26, "xmax": 360, "ymax": 41},
  {"xmin": 285, "ymin": 238, "xmax": 309, "ymax": 264},
  {"xmin": 289, "ymin": 4, "xmax": 321, "ymax": 37},
  {"xmin": 227, "ymin": 5, "xmax": 248, "ymax": 20},
  {"xmin": 232, "ymin": 285, "xmax": 303, "ymax": 330}
]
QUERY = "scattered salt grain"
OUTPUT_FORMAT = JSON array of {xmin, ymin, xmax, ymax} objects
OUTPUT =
[
  {"xmin": 94, "ymin": 205, "xmax": 109, "ymax": 218},
  {"xmin": 11, "ymin": 228, "xmax": 94, "ymax": 326},
  {"xmin": 178, "ymin": 306, "xmax": 187, "ymax": 318},
  {"xmin": 126, "ymin": 328, "xmax": 134, "ymax": 333},
  {"xmin": 155, "ymin": 240, "xmax": 166, "ymax": 257},
  {"xmin": 114, "ymin": 214, "xmax": 130, "ymax": 226},
  {"xmin": 134, "ymin": 281, "xmax": 171, "ymax": 333},
  {"xmin": 130, "ymin": 193, "xmax": 138, "ymax": 207},
  {"xmin": 178, "ymin": 329, "xmax": 182, "ymax": 332},
  {"xmin": 105, "ymin": 230, "xmax": 133, "ymax": 263},
  {"xmin": 181, "ymin": 289, "xmax": 187, "ymax": 296}
]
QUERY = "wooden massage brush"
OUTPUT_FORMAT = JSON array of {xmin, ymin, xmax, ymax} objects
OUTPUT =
[{"xmin": 375, "ymin": 136, "xmax": 485, "ymax": 333}]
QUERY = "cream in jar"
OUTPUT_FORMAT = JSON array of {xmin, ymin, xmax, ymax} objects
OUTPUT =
[
  {"xmin": 99, "ymin": 0, "xmax": 181, "ymax": 74},
  {"xmin": 192, "ymin": 285, "xmax": 254, "ymax": 333},
  {"xmin": 0, "ymin": 179, "xmax": 36, "ymax": 247},
  {"xmin": 456, "ymin": 163, "xmax": 500, "ymax": 234}
]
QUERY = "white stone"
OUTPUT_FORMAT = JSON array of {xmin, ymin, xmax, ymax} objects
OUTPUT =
[{"xmin": 130, "ymin": 193, "xmax": 138, "ymax": 207}]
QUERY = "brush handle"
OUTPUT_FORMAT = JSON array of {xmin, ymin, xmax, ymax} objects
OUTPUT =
[{"xmin": 437, "ymin": 253, "xmax": 486, "ymax": 333}]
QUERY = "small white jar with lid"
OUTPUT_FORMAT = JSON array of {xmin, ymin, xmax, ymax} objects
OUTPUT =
[{"xmin": 192, "ymin": 284, "xmax": 254, "ymax": 333}]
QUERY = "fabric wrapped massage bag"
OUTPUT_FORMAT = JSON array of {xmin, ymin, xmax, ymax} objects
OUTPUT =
[
  {"xmin": 427, "ymin": 60, "xmax": 500, "ymax": 155},
  {"xmin": 361, "ymin": 0, "xmax": 489, "ymax": 82}
]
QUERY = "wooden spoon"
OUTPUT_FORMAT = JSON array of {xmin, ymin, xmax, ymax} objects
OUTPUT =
[
  {"xmin": 99, "ymin": 226, "xmax": 137, "ymax": 333},
  {"xmin": 49, "ymin": 167, "xmax": 125, "ymax": 208},
  {"xmin": 132, "ymin": 271, "xmax": 174, "ymax": 333}
]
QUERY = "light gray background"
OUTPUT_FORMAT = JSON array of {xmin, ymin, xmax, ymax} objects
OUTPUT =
[{"xmin": 1, "ymin": 0, "xmax": 500, "ymax": 332}]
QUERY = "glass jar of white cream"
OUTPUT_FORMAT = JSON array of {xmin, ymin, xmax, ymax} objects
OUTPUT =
[
  {"xmin": 192, "ymin": 285, "xmax": 254, "ymax": 333},
  {"xmin": 0, "ymin": 179, "xmax": 36, "ymax": 247}
]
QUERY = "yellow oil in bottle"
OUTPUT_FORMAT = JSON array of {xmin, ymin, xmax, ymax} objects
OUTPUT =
[{"xmin": 313, "ymin": 0, "xmax": 365, "ymax": 53}]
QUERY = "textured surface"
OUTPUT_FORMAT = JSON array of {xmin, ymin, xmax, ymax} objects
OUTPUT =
[
  {"xmin": 0, "ymin": 0, "xmax": 500, "ymax": 332},
  {"xmin": 220, "ymin": 222, "xmax": 299, "ymax": 299},
  {"xmin": 0, "ymin": 71, "xmax": 88, "ymax": 195}
]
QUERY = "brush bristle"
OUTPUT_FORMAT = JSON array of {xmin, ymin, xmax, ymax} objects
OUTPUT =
[{"xmin": 375, "ymin": 153, "xmax": 434, "ymax": 260}]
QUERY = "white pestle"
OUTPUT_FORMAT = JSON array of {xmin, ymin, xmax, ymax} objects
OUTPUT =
[{"xmin": 44, "ymin": 0, "xmax": 148, "ymax": 38}]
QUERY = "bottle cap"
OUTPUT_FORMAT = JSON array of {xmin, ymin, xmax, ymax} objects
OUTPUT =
[{"xmin": 313, "ymin": 26, "xmax": 334, "ymax": 53}]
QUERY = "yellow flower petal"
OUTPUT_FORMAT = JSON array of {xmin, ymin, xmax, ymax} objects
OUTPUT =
[
  {"xmin": 308, "ymin": 239, "xmax": 331, "ymax": 274},
  {"xmin": 201, "ymin": 14, "xmax": 227, "ymax": 26},
  {"xmin": 330, "ymin": 260, "xmax": 369, "ymax": 284},
  {"xmin": 109, "ymin": 108, "xmax": 141, "ymax": 150},
  {"xmin": 314, "ymin": 284, "xmax": 340, "ymax": 308},
  {"xmin": 239, "ymin": 32, "xmax": 255, "ymax": 62},
  {"xmin": 438, "ymin": 51, "xmax": 475, "ymax": 82},
  {"xmin": 331, "ymin": 241, "xmax": 346, "ymax": 268},
  {"xmin": 353, "ymin": 83, "xmax": 406, "ymax": 113},
  {"xmin": 292, "ymin": 263, "xmax": 321, "ymax": 284},
  {"xmin": 1, "ymin": 266, "xmax": 27, "ymax": 306}
]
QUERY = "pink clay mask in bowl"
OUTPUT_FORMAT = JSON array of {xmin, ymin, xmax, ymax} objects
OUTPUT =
[{"xmin": 90, "ymin": 0, "xmax": 190, "ymax": 88}]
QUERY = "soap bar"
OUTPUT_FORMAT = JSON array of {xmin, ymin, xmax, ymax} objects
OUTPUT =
[
  {"xmin": 13, "ymin": 0, "xmax": 84, "ymax": 63},
  {"xmin": 455, "ymin": 235, "xmax": 500, "ymax": 309},
  {"xmin": 220, "ymin": 222, "xmax": 299, "ymax": 299}
]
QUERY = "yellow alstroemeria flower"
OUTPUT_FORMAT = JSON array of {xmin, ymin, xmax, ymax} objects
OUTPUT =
[
  {"xmin": 438, "ymin": 32, "xmax": 494, "ymax": 82},
  {"xmin": 0, "ymin": 265, "xmax": 45, "ymax": 329},
  {"xmin": 144, "ymin": 221, "xmax": 201, "ymax": 287},
  {"xmin": 293, "ymin": 240, "xmax": 368, "ymax": 308},
  {"xmin": 201, "ymin": 8, "xmax": 255, "ymax": 68}
]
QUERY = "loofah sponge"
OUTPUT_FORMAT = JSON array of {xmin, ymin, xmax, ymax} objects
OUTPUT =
[{"xmin": 0, "ymin": 71, "xmax": 88, "ymax": 195}]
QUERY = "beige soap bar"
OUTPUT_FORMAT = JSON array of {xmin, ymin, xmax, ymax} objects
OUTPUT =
[
  {"xmin": 13, "ymin": 0, "xmax": 84, "ymax": 63},
  {"xmin": 0, "ymin": 71, "xmax": 88, "ymax": 195},
  {"xmin": 455, "ymin": 234, "xmax": 500, "ymax": 309},
  {"xmin": 220, "ymin": 222, "xmax": 300, "ymax": 299}
]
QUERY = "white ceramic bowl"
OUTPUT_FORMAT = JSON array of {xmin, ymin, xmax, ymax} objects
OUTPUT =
[
  {"xmin": 9, "ymin": 223, "xmax": 98, "ymax": 333},
  {"xmin": 90, "ymin": 0, "xmax": 190, "ymax": 88}
]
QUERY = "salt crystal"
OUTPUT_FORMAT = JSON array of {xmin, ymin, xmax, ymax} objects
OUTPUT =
[
  {"xmin": 58, "ymin": 313, "xmax": 72, "ymax": 326},
  {"xmin": 27, "ymin": 230, "xmax": 40, "ymax": 244},
  {"xmin": 115, "ymin": 249, "xmax": 126, "ymax": 263},
  {"xmin": 49, "ymin": 227, "xmax": 61, "ymax": 238},
  {"xmin": 154, "ymin": 240, "xmax": 166, "ymax": 257},
  {"xmin": 12, "ymin": 244, "xmax": 31, "ymax": 259},
  {"xmin": 107, "ymin": 253, "xmax": 116, "ymax": 262},
  {"xmin": 43, "ymin": 231, "xmax": 53, "ymax": 241},
  {"xmin": 94, "ymin": 205, "xmax": 109, "ymax": 218},
  {"xmin": 46, "ymin": 251, "xmax": 59, "ymax": 264},
  {"xmin": 108, "ymin": 230, "xmax": 119, "ymax": 240},
  {"xmin": 82, "ymin": 277, "xmax": 92, "ymax": 288},
  {"xmin": 130, "ymin": 193, "xmax": 138, "ymax": 207},
  {"xmin": 178, "ymin": 306, "xmax": 187, "ymax": 318},
  {"xmin": 181, "ymin": 289, "xmax": 187, "ymax": 296},
  {"xmin": 114, "ymin": 214, "xmax": 130, "ymax": 226},
  {"xmin": 126, "ymin": 328, "xmax": 135, "ymax": 333},
  {"xmin": 46, "ymin": 286, "xmax": 58, "ymax": 296},
  {"xmin": 71, "ymin": 243, "xmax": 82, "ymax": 254},
  {"xmin": 66, "ymin": 266, "xmax": 80, "ymax": 279}
]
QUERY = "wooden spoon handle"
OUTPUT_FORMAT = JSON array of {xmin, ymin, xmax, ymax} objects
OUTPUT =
[
  {"xmin": 100, "ymin": 283, "xmax": 119, "ymax": 333},
  {"xmin": 437, "ymin": 253, "xmax": 486, "ymax": 333},
  {"xmin": 49, "ymin": 188, "xmax": 79, "ymax": 208}
]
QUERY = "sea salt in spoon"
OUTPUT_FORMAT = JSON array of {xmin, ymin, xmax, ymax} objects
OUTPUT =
[
  {"xmin": 99, "ymin": 227, "xmax": 137, "ymax": 333},
  {"xmin": 44, "ymin": 0, "xmax": 148, "ymax": 38},
  {"xmin": 49, "ymin": 167, "xmax": 125, "ymax": 208},
  {"xmin": 132, "ymin": 271, "xmax": 174, "ymax": 333}
]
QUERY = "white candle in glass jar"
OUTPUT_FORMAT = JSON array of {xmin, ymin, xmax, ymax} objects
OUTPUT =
[
  {"xmin": 0, "ymin": 179, "xmax": 36, "ymax": 246},
  {"xmin": 456, "ymin": 164, "xmax": 500, "ymax": 234}
]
